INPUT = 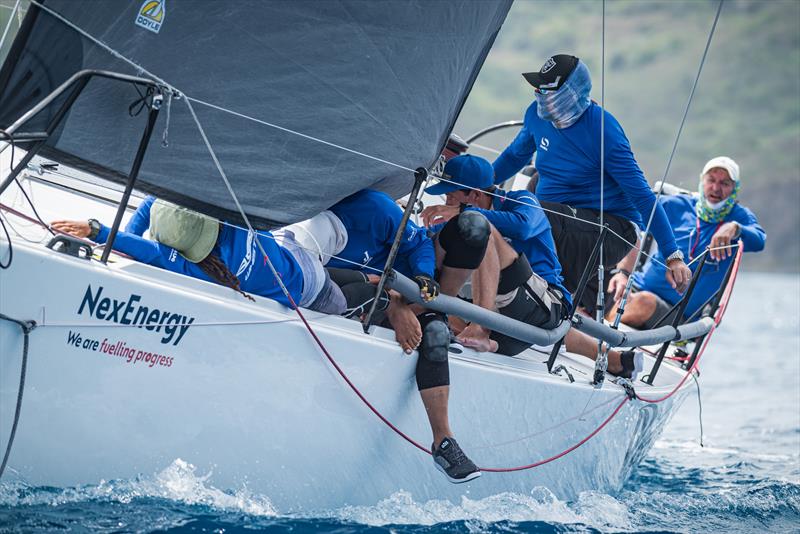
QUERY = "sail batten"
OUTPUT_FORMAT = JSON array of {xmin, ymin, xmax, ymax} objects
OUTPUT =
[{"xmin": 0, "ymin": 0, "xmax": 511, "ymax": 228}]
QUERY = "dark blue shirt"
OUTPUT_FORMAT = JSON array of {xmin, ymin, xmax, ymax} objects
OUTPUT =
[
  {"xmin": 493, "ymin": 101, "xmax": 679, "ymax": 257},
  {"xmin": 327, "ymin": 189, "xmax": 435, "ymax": 278}
]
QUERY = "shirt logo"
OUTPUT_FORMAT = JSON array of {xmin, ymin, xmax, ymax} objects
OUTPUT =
[
  {"xmin": 539, "ymin": 137, "xmax": 550, "ymax": 151},
  {"xmin": 235, "ymin": 231, "xmax": 256, "ymax": 281},
  {"xmin": 135, "ymin": 0, "xmax": 165, "ymax": 34},
  {"xmin": 168, "ymin": 249, "xmax": 177, "ymax": 262},
  {"xmin": 363, "ymin": 251, "xmax": 372, "ymax": 265}
]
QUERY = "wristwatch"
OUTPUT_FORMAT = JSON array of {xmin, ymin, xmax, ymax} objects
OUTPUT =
[
  {"xmin": 665, "ymin": 249, "xmax": 684, "ymax": 263},
  {"xmin": 609, "ymin": 267, "xmax": 631, "ymax": 277},
  {"xmin": 87, "ymin": 218, "xmax": 101, "ymax": 241}
]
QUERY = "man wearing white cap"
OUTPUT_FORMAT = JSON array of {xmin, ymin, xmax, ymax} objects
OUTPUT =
[{"xmin": 610, "ymin": 156, "xmax": 766, "ymax": 329}]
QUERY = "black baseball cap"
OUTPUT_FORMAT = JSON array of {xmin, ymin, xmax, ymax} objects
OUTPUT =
[{"xmin": 522, "ymin": 54, "xmax": 579, "ymax": 91}]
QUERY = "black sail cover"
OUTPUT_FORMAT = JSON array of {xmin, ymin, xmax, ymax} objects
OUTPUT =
[{"xmin": 0, "ymin": 0, "xmax": 511, "ymax": 227}]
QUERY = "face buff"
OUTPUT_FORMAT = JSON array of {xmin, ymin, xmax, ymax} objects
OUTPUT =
[
  {"xmin": 535, "ymin": 60, "xmax": 592, "ymax": 129},
  {"xmin": 696, "ymin": 178, "xmax": 740, "ymax": 223}
]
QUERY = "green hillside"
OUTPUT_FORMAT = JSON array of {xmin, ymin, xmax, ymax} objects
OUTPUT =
[
  {"xmin": 2, "ymin": 1, "xmax": 798, "ymax": 270},
  {"xmin": 455, "ymin": 0, "xmax": 800, "ymax": 272}
]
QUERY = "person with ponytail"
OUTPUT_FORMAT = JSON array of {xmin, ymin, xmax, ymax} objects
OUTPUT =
[
  {"xmin": 610, "ymin": 156, "xmax": 766, "ymax": 329},
  {"xmin": 51, "ymin": 198, "xmax": 346, "ymax": 314}
]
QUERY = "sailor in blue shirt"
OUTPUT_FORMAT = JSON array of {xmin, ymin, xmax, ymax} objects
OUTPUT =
[
  {"xmin": 422, "ymin": 154, "xmax": 645, "ymax": 380},
  {"xmin": 612, "ymin": 157, "xmax": 765, "ymax": 329},
  {"xmin": 285, "ymin": 187, "xmax": 483, "ymax": 484},
  {"xmin": 52, "ymin": 198, "xmax": 346, "ymax": 313},
  {"xmin": 493, "ymin": 54, "xmax": 692, "ymax": 313}
]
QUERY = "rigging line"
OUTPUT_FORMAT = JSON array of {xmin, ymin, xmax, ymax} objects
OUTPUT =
[
  {"xmin": 613, "ymin": 0, "xmax": 725, "ymax": 324},
  {"xmin": 685, "ymin": 242, "xmax": 741, "ymax": 267},
  {"xmin": 0, "ymin": 0, "xmax": 19, "ymax": 52},
  {"xmin": 691, "ymin": 371, "xmax": 704, "ymax": 447},
  {"xmin": 637, "ymin": 244, "xmax": 742, "ymax": 404},
  {"xmin": 186, "ymin": 96, "xmax": 416, "ymax": 174},
  {"xmin": 469, "ymin": 394, "xmax": 620, "ymax": 451},
  {"xmin": 185, "ymin": 92, "xmax": 638, "ymax": 470},
  {"xmin": 31, "ymin": 1, "xmax": 418, "ymax": 180},
  {"xmin": 430, "ymin": 173, "xmax": 670, "ymax": 270},
  {"xmin": 481, "ymin": 395, "xmax": 630, "ymax": 472},
  {"xmin": 216, "ymin": 220, "xmax": 386, "ymax": 275},
  {"xmin": 29, "ymin": 0, "xmax": 173, "ymax": 90}
]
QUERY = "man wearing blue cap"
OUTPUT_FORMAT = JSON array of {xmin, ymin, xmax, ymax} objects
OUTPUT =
[
  {"xmin": 492, "ymin": 54, "xmax": 692, "ymax": 315},
  {"xmin": 421, "ymin": 155, "xmax": 644, "ymax": 380}
]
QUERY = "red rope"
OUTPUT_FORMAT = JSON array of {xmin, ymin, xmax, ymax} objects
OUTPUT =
[
  {"xmin": 637, "ymin": 244, "xmax": 744, "ymax": 404},
  {"xmin": 481, "ymin": 395, "xmax": 631, "ymax": 472},
  {"xmin": 278, "ymin": 268, "xmax": 635, "ymax": 471}
]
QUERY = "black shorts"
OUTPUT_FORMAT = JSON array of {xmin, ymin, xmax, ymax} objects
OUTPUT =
[
  {"xmin": 490, "ymin": 287, "xmax": 563, "ymax": 357},
  {"xmin": 542, "ymin": 201, "xmax": 638, "ymax": 315}
]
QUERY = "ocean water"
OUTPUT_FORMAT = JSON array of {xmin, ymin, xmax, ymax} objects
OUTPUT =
[{"xmin": 0, "ymin": 272, "xmax": 798, "ymax": 533}]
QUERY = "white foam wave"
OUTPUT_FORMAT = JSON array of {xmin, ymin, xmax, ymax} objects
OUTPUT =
[
  {"xmin": 334, "ymin": 488, "xmax": 633, "ymax": 530},
  {"xmin": 0, "ymin": 459, "xmax": 276, "ymax": 517}
]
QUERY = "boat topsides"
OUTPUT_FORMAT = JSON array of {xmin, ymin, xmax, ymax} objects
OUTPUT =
[{"xmin": 0, "ymin": 161, "xmax": 695, "ymax": 509}]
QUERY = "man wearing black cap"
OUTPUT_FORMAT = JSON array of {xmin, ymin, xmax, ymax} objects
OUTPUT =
[{"xmin": 492, "ymin": 54, "xmax": 692, "ymax": 315}]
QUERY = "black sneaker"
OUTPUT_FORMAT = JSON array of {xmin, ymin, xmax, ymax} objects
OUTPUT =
[
  {"xmin": 612, "ymin": 350, "xmax": 644, "ymax": 381},
  {"xmin": 432, "ymin": 437, "xmax": 481, "ymax": 484}
]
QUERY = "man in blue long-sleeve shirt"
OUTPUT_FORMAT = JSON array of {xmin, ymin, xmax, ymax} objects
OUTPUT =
[
  {"xmin": 286, "ymin": 188, "xmax": 482, "ymax": 484},
  {"xmin": 422, "ymin": 155, "xmax": 644, "ymax": 380},
  {"xmin": 610, "ymin": 156, "xmax": 765, "ymax": 328},
  {"xmin": 493, "ymin": 54, "xmax": 691, "ymax": 314}
]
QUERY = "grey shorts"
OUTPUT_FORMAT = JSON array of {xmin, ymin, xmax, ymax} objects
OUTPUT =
[{"xmin": 273, "ymin": 229, "xmax": 345, "ymax": 314}]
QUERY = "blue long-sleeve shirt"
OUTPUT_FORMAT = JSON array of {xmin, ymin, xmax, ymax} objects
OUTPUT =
[
  {"xmin": 493, "ymin": 101, "xmax": 678, "ymax": 257},
  {"xmin": 632, "ymin": 195, "xmax": 765, "ymax": 319},
  {"xmin": 124, "ymin": 195, "xmax": 155, "ymax": 236},
  {"xmin": 326, "ymin": 189, "xmax": 435, "ymax": 279},
  {"xmin": 464, "ymin": 190, "xmax": 571, "ymax": 306},
  {"xmin": 99, "ymin": 214, "xmax": 304, "ymax": 307}
]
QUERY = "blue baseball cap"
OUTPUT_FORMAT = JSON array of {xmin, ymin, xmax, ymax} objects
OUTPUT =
[{"xmin": 425, "ymin": 154, "xmax": 494, "ymax": 195}]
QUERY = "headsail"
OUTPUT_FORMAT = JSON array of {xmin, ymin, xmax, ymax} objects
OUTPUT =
[{"xmin": 0, "ymin": 0, "xmax": 511, "ymax": 228}]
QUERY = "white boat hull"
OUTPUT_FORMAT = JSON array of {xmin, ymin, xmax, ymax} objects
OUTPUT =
[{"xmin": 0, "ymin": 239, "xmax": 689, "ymax": 512}]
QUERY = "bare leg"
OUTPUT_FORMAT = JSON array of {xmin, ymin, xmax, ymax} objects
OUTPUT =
[
  {"xmin": 457, "ymin": 229, "xmax": 518, "ymax": 352},
  {"xmin": 419, "ymin": 386, "xmax": 452, "ymax": 448},
  {"xmin": 620, "ymin": 292, "xmax": 658, "ymax": 328},
  {"xmin": 564, "ymin": 328, "xmax": 624, "ymax": 374}
]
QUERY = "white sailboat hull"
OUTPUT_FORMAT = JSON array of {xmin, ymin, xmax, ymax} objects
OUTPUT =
[{"xmin": 0, "ymin": 231, "xmax": 689, "ymax": 512}]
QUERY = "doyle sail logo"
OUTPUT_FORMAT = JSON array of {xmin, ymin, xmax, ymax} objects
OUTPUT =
[{"xmin": 135, "ymin": 0, "xmax": 165, "ymax": 34}]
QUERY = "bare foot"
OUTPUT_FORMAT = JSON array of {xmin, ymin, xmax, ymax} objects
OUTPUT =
[
  {"xmin": 386, "ymin": 293, "xmax": 421, "ymax": 354},
  {"xmin": 447, "ymin": 315, "xmax": 469, "ymax": 336},
  {"xmin": 456, "ymin": 323, "xmax": 498, "ymax": 353}
]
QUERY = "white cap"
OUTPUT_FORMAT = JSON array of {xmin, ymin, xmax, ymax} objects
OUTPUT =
[{"xmin": 701, "ymin": 156, "xmax": 740, "ymax": 182}]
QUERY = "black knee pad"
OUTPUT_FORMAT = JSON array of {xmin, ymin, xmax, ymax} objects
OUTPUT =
[
  {"xmin": 438, "ymin": 211, "xmax": 490, "ymax": 269},
  {"xmin": 418, "ymin": 312, "xmax": 449, "ymax": 363},
  {"xmin": 416, "ymin": 354, "xmax": 450, "ymax": 390}
]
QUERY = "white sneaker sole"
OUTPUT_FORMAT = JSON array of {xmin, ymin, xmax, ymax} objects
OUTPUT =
[{"xmin": 434, "ymin": 461, "xmax": 482, "ymax": 484}]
